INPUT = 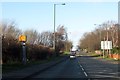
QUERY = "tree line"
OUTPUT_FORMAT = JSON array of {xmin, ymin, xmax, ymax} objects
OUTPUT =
[
  {"xmin": 1, "ymin": 21, "xmax": 72, "ymax": 64},
  {"xmin": 79, "ymin": 21, "xmax": 120, "ymax": 53}
]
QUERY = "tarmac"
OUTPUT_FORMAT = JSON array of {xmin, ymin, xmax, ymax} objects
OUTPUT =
[{"xmin": 2, "ymin": 55, "xmax": 69, "ymax": 80}]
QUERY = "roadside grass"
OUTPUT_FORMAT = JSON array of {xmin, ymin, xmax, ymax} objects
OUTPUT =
[
  {"xmin": 59, "ymin": 51, "xmax": 70, "ymax": 56},
  {"xmin": 89, "ymin": 53, "xmax": 120, "ymax": 61},
  {"xmin": 63, "ymin": 51, "xmax": 70, "ymax": 55},
  {"xmin": 2, "ymin": 55, "xmax": 64, "ymax": 74},
  {"xmin": 103, "ymin": 57, "xmax": 120, "ymax": 61},
  {"xmin": 88, "ymin": 53, "xmax": 101, "ymax": 57}
]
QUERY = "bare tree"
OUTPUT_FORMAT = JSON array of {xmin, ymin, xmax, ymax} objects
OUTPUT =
[
  {"xmin": 39, "ymin": 31, "xmax": 53, "ymax": 47},
  {"xmin": 64, "ymin": 40, "xmax": 73, "ymax": 51},
  {"xmin": 79, "ymin": 20, "xmax": 119, "ymax": 52},
  {"xmin": 2, "ymin": 21, "xmax": 22, "ymax": 39},
  {"xmin": 110, "ymin": 24, "xmax": 120, "ymax": 47},
  {"xmin": 24, "ymin": 29, "xmax": 38, "ymax": 44}
]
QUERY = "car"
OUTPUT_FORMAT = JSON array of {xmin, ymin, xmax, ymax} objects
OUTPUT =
[{"xmin": 70, "ymin": 51, "xmax": 76, "ymax": 59}]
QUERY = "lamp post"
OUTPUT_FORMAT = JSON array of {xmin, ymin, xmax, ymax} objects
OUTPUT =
[
  {"xmin": 65, "ymin": 32, "xmax": 68, "ymax": 51},
  {"xmin": 65, "ymin": 32, "xmax": 71, "ymax": 51},
  {"xmin": 94, "ymin": 24, "xmax": 103, "ymax": 57},
  {"xmin": 94, "ymin": 24, "xmax": 102, "ymax": 48},
  {"xmin": 53, "ymin": 3, "xmax": 65, "ymax": 51},
  {"xmin": 107, "ymin": 27, "xmax": 109, "ymax": 57},
  {"xmin": 105, "ymin": 26, "xmax": 110, "ymax": 57}
]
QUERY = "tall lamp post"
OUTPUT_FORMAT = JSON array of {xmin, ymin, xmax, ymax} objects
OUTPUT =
[
  {"xmin": 94, "ymin": 24, "xmax": 102, "ymax": 48},
  {"xmin": 53, "ymin": 3, "xmax": 65, "ymax": 50},
  {"xmin": 106, "ymin": 26, "xmax": 111, "ymax": 57},
  {"xmin": 94, "ymin": 24, "xmax": 102, "ymax": 57},
  {"xmin": 65, "ymin": 32, "xmax": 71, "ymax": 51}
]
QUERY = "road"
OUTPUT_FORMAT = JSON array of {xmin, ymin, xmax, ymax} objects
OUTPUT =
[
  {"xmin": 26, "ymin": 51, "xmax": 119, "ymax": 80},
  {"xmin": 29, "ymin": 58, "xmax": 87, "ymax": 80}
]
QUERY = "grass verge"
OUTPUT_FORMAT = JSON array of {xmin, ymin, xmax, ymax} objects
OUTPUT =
[
  {"xmin": 88, "ymin": 53, "xmax": 101, "ymax": 57},
  {"xmin": 2, "ymin": 55, "xmax": 65, "ymax": 74},
  {"xmin": 63, "ymin": 51, "xmax": 70, "ymax": 55},
  {"xmin": 89, "ymin": 53, "xmax": 120, "ymax": 62}
]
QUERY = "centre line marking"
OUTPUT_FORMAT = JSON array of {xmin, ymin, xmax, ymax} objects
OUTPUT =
[
  {"xmin": 84, "ymin": 72, "xmax": 88, "ymax": 77},
  {"xmin": 77, "ymin": 58, "xmax": 88, "ymax": 77},
  {"xmin": 80, "ymin": 65, "xmax": 83, "ymax": 68},
  {"xmin": 81, "ymin": 68, "xmax": 84, "ymax": 71}
]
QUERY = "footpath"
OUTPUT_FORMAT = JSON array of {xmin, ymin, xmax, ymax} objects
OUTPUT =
[{"xmin": 2, "ymin": 55, "xmax": 69, "ymax": 80}]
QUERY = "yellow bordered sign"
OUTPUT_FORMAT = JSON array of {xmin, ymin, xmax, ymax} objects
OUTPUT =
[{"xmin": 19, "ymin": 35, "xmax": 27, "ymax": 42}]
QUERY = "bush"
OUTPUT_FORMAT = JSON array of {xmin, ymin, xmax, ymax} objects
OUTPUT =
[
  {"xmin": 111, "ymin": 47, "xmax": 120, "ymax": 54},
  {"xmin": 2, "ymin": 37, "xmax": 22, "ymax": 63},
  {"xmin": 26, "ymin": 44, "xmax": 54, "ymax": 61},
  {"xmin": 2, "ymin": 37, "xmax": 55, "ymax": 64}
]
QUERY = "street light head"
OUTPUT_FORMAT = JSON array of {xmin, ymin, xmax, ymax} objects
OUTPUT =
[
  {"xmin": 62, "ymin": 3, "xmax": 65, "ymax": 5},
  {"xmin": 54, "ymin": 3, "xmax": 66, "ymax": 5}
]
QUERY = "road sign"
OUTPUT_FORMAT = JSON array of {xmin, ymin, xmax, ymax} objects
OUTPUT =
[
  {"xmin": 101, "ymin": 41, "xmax": 112, "ymax": 49},
  {"xmin": 107, "ymin": 41, "xmax": 112, "ymax": 49},
  {"xmin": 19, "ymin": 35, "xmax": 27, "ymax": 42},
  {"xmin": 101, "ymin": 41, "xmax": 104, "ymax": 49}
]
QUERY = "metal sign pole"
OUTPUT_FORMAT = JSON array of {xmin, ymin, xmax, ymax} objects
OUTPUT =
[
  {"xmin": 103, "ymin": 41, "xmax": 104, "ymax": 58},
  {"xmin": 22, "ymin": 42, "xmax": 26, "ymax": 65},
  {"xmin": 103, "ymin": 49, "xmax": 105, "ymax": 58}
]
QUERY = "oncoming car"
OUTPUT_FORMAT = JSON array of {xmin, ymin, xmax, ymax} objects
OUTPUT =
[
  {"xmin": 70, "ymin": 51, "xmax": 76, "ymax": 59},
  {"xmin": 70, "ymin": 46, "xmax": 76, "ymax": 59}
]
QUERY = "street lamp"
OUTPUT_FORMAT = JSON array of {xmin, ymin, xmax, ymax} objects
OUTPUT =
[
  {"xmin": 94, "ymin": 24, "xmax": 103, "ymax": 57},
  {"xmin": 94, "ymin": 24, "xmax": 102, "ymax": 42},
  {"xmin": 53, "ymin": 3, "xmax": 65, "ymax": 50},
  {"xmin": 65, "ymin": 32, "xmax": 71, "ymax": 51},
  {"xmin": 106, "ymin": 26, "xmax": 111, "ymax": 57}
]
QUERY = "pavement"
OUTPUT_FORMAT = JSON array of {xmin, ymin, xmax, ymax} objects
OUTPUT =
[{"xmin": 2, "ymin": 55, "xmax": 69, "ymax": 80}]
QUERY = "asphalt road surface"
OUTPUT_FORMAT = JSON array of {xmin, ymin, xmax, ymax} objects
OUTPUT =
[
  {"xmin": 26, "ymin": 51, "xmax": 119, "ymax": 80},
  {"xmin": 29, "ymin": 58, "xmax": 87, "ymax": 80},
  {"xmin": 78, "ymin": 56, "xmax": 119, "ymax": 79}
]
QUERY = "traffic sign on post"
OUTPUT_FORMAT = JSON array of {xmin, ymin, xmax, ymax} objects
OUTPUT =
[
  {"xmin": 19, "ymin": 35, "xmax": 27, "ymax": 65},
  {"xmin": 19, "ymin": 35, "xmax": 27, "ymax": 42}
]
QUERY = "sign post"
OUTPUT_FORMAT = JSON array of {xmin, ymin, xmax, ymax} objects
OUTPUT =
[
  {"xmin": 19, "ymin": 35, "xmax": 27, "ymax": 65},
  {"xmin": 101, "ymin": 41, "xmax": 105, "ymax": 58},
  {"xmin": 22, "ymin": 42, "xmax": 26, "ymax": 65}
]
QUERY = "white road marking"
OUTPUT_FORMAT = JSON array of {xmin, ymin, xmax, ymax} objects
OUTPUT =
[
  {"xmin": 81, "ymin": 68, "xmax": 84, "ymax": 71},
  {"xmin": 84, "ymin": 71, "xmax": 88, "ymax": 77},
  {"xmin": 77, "ymin": 58, "xmax": 88, "ymax": 77},
  {"xmin": 80, "ymin": 65, "xmax": 83, "ymax": 68}
]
